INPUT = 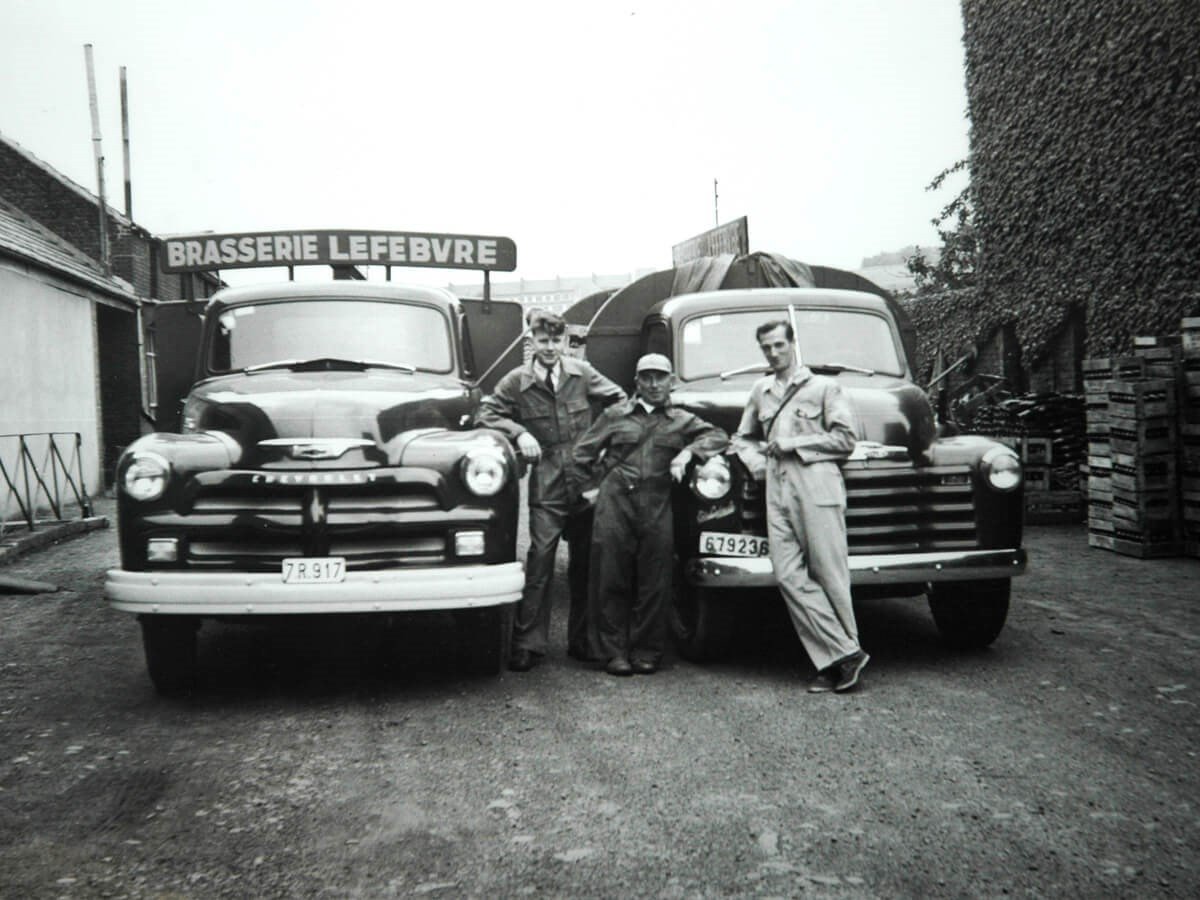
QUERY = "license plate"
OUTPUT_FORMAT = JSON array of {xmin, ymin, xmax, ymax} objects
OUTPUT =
[
  {"xmin": 699, "ymin": 531, "xmax": 770, "ymax": 557},
  {"xmin": 281, "ymin": 557, "xmax": 346, "ymax": 584}
]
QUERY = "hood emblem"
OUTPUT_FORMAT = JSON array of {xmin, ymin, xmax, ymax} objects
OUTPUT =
[{"xmin": 258, "ymin": 438, "xmax": 375, "ymax": 460}]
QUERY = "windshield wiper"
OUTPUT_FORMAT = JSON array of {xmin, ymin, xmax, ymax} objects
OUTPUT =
[
  {"xmin": 810, "ymin": 362, "xmax": 876, "ymax": 375},
  {"xmin": 243, "ymin": 357, "xmax": 416, "ymax": 374}
]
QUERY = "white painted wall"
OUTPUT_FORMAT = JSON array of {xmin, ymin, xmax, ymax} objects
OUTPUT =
[{"xmin": 0, "ymin": 259, "xmax": 102, "ymax": 524}]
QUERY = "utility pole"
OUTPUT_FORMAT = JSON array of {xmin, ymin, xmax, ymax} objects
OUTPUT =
[
  {"xmin": 84, "ymin": 44, "xmax": 110, "ymax": 274},
  {"xmin": 713, "ymin": 178, "xmax": 719, "ymax": 226},
  {"xmin": 120, "ymin": 66, "xmax": 132, "ymax": 219}
]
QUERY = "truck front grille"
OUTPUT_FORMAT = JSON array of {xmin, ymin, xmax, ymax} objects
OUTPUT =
[
  {"xmin": 178, "ymin": 480, "xmax": 456, "ymax": 571},
  {"xmin": 739, "ymin": 463, "xmax": 979, "ymax": 554}
]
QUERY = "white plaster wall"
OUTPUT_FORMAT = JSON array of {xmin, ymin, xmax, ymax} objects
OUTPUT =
[{"xmin": 0, "ymin": 260, "xmax": 103, "ymax": 522}]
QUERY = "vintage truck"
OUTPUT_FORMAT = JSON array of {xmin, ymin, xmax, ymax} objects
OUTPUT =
[
  {"xmin": 105, "ymin": 278, "xmax": 527, "ymax": 693},
  {"xmin": 572, "ymin": 252, "xmax": 1027, "ymax": 659}
]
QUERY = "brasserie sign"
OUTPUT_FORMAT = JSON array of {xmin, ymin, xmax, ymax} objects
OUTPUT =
[{"xmin": 160, "ymin": 229, "xmax": 517, "ymax": 273}]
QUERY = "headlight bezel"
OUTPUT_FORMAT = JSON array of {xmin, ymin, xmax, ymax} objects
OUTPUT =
[
  {"xmin": 122, "ymin": 451, "xmax": 171, "ymax": 502},
  {"xmin": 981, "ymin": 445, "xmax": 1022, "ymax": 492},
  {"xmin": 690, "ymin": 454, "xmax": 732, "ymax": 501},
  {"xmin": 460, "ymin": 446, "xmax": 509, "ymax": 497}
]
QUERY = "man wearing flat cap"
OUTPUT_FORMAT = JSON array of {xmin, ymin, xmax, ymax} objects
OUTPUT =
[{"xmin": 573, "ymin": 353, "xmax": 727, "ymax": 676}]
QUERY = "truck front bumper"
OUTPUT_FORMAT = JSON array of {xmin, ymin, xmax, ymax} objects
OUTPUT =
[
  {"xmin": 686, "ymin": 548, "xmax": 1026, "ymax": 588},
  {"xmin": 105, "ymin": 562, "xmax": 524, "ymax": 616}
]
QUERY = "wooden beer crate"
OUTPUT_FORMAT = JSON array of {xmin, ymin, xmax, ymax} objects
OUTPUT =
[
  {"xmin": 1182, "ymin": 425, "xmax": 1200, "ymax": 474},
  {"xmin": 1025, "ymin": 489, "xmax": 1084, "ymax": 524},
  {"xmin": 1088, "ymin": 528, "xmax": 1182, "ymax": 559},
  {"xmin": 1082, "ymin": 357, "xmax": 1113, "ymax": 385},
  {"xmin": 1108, "ymin": 418, "xmax": 1176, "ymax": 455},
  {"xmin": 1110, "ymin": 453, "xmax": 1176, "ymax": 492},
  {"xmin": 1023, "ymin": 465, "xmax": 1051, "ymax": 492},
  {"xmin": 1111, "ymin": 356, "xmax": 1150, "ymax": 381},
  {"xmin": 1181, "ymin": 317, "xmax": 1200, "ymax": 355},
  {"xmin": 1022, "ymin": 436, "xmax": 1053, "ymax": 465},
  {"xmin": 1110, "ymin": 488, "xmax": 1178, "ymax": 527},
  {"xmin": 1132, "ymin": 345, "xmax": 1181, "ymax": 378},
  {"xmin": 1106, "ymin": 380, "xmax": 1176, "ymax": 420}
]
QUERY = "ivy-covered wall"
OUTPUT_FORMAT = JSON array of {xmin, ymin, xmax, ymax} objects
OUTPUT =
[{"xmin": 961, "ymin": 0, "xmax": 1200, "ymax": 361}]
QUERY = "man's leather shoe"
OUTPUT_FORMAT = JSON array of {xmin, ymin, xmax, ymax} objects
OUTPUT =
[
  {"xmin": 630, "ymin": 659, "xmax": 658, "ymax": 675},
  {"xmin": 807, "ymin": 669, "xmax": 838, "ymax": 693},
  {"xmin": 834, "ymin": 650, "xmax": 869, "ymax": 692},
  {"xmin": 508, "ymin": 649, "xmax": 539, "ymax": 672},
  {"xmin": 606, "ymin": 656, "xmax": 634, "ymax": 676}
]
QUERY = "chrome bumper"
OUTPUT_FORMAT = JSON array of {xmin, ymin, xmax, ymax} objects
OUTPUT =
[
  {"xmin": 686, "ymin": 548, "xmax": 1027, "ymax": 588},
  {"xmin": 105, "ymin": 562, "xmax": 524, "ymax": 616}
]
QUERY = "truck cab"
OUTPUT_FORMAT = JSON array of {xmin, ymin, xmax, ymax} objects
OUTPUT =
[{"xmin": 106, "ymin": 281, "xmax": 525, "ymax": 692}]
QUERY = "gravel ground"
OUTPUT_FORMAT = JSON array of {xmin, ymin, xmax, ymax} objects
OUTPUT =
[{"xmin": 1, "ymin": 500, "xmax": 1198, "ymax": 898}]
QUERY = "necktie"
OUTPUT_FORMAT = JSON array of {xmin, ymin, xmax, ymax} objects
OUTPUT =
[{"xmin": 544, "ymin": 367, "xmax": 555, "ymax": 394}]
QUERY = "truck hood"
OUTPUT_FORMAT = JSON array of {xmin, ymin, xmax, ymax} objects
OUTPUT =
[
  {"xmin": 672, "ymin": 371, "xmax": 936, "ymax": 455},
  {"xmin": 187, "ymin": 370, "xmax": 478, "ymax": 467}
]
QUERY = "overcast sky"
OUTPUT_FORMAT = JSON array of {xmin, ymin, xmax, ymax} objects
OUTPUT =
[{"xmin": 2, "ymin": 0, "xmax": 970, "ymax": 286}]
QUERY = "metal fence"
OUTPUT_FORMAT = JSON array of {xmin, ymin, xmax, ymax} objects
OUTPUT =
[{"xmin": 0, "ymin": 433, "xmax": 94, "ymax": 537}]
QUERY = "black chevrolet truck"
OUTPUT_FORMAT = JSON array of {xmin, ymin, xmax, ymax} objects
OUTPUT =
[{"xmin": 106, "ymin": 279, "xmax": 527, "ymax": 692}]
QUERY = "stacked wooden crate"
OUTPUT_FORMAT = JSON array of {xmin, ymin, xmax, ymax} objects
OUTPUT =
[
  {"xmin": 1181, "ymin": 318, "xmax": 1200, "ymax": 557},
  {"xmin": 1084, "ymin": 350, "xmax": 1182, "ymax": 557},
  {"xmin": 969, "ymin": 394, "xmax": 1086, "ymax": 522}
]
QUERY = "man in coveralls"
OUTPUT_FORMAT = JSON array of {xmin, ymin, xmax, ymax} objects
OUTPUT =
[
  {"xmin": 573, "ymin": 353, "xmax": 727, "ymax": 676},
  {"xmin": 476, "ymin": 311, "xmax": 625, "ymax": 672},
  {"xmin": 734, "ymin": 320, "xmax": 870, "ymax": 693}
]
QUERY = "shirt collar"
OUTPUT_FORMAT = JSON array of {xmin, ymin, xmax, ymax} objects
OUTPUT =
[
  {"xmin": 533, "ymin": 358, "xmax": 561, "ymax": 378},
  {"xmin": 635, "ymin": 396, "xmax": 672, "ymax": 415},
  {"xmin": 767, "ymin": 365, "xmax": 813, "ymax": 396}
]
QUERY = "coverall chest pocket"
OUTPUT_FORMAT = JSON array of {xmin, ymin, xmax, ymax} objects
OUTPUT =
[
  {"xmin": 520, "ymin": 393, "xmax": 557, "ymax": 443},
  {"xmin": 564, "ymin": 394, "xmax": 592, "ymax": 439},
  {"xmin": 791, "ymin": 400, "xmax": 824, "ymax": 434},
  {"xmin": 651, "ymin": 433, "xmax": 684, "ymax": 470}
]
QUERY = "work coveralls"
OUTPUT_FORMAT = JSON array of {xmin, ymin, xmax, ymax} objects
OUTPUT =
[
  {"xmin": 475, "ymin": 356, "xmax": 625, "ymax": 657},
  {"xmin": 735, "ymin": 367, "xmax": 860, "ymax": 672},
  {"xmin": 574, "ymin": 399, "xmax": 727, "ymax": 664}
]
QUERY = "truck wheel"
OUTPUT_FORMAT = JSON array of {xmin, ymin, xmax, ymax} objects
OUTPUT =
[
  {"xmin": 139, "ymin": 615, "xmax": 200, "ymax": 695},
  {"xmin": 454, "ymin": 605, "xmax": 513, "ymax": 676},
  {"xmin": 671, "ymin": 581, "xmax": 736, "ymax": 662},
  {"xmin": 927, "ymin": 578, "xmax": 1010, "ymax": 649}
]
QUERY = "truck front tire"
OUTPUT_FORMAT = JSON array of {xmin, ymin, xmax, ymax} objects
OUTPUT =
[
  {"xmin": 671, "ymin": 581, "xmax": 736, "ymax": 662},
  {"xmin": 927, "ymin": 578, "xmax": 1010, "ymax": 649},
  {"xmin": 454, "ymin": 605, "xmax": 513, "ymax": 676},
  {"xmin": 139, "ymin": 615, "xmax": 200, "ymax": 695}
]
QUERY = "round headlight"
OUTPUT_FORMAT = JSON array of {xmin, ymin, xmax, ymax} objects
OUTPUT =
[
  {"xmin": 122, "ymin": 452, "xmax": 170, "ymax": 501},
  {"xmin": 982, "ymin": 446, "xmax": 1022, "ymax": 491},
  {"xmin": 461, "ymin": 448, "xmax": 508, "ymax": 497},
  {"xmin": 691, "ymin": 455, "xmax": 732, "ymax": 500}
]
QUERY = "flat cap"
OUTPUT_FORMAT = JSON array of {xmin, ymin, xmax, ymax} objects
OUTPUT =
[{"xmin": 635, "ymin": 353, "xmax": 673, "ymax": 374}]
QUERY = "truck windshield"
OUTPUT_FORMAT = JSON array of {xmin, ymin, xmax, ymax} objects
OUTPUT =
[
  {"xmin": 208, "ymin": 299, "xmax": 454, "ymax": 374},
  {"xmin": 678, "ymin": 308, "xmax": 903, "ymax": 380}
]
